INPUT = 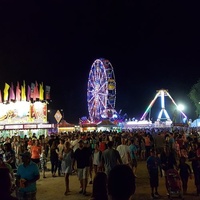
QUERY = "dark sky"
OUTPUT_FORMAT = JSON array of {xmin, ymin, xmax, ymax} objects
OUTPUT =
[{"xmin": 0, "ymin": 1, "xmax": 200, "ymax": 124}]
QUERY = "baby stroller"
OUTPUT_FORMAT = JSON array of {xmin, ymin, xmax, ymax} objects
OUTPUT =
[{"xmin": 165, "ymin": 169, "xmax": 184, "ymax": 200}]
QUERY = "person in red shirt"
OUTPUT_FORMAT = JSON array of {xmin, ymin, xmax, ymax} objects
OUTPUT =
[{"xmin": 30, "ymin": 139, "xmax": 42, "ymax": 167}]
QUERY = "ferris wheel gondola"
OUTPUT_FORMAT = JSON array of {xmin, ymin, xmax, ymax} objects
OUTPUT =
[{"xmin": 87, "ymin": 58, "xmax": 116, "ymax": 122}]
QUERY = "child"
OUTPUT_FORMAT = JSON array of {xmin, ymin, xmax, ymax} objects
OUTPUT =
[
  {"xmin": 40, "ymin": 149, "xmax": 47, "ymax": 178},
  {"xmin": 178, "ymin": 156, "xmax": 192, "ymax": 194}
]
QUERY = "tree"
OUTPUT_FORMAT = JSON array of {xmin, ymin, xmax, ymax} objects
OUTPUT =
[{"xmin": 188, "ymin": 79, "xmax": 200, "ymax": 118}]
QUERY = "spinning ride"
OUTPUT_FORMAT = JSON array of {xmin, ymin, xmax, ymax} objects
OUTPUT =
[
  {"xmin": 140, "ymin": 89, "xmax": 187, "ymax": 122},
  {"xmin": 87, "ymin": 58, "xmax": 116, "ymax": 122}
]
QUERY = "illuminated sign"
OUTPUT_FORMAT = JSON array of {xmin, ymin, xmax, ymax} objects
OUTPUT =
[
  {"xmin": 24, "ymin": 124, "xmax": 37, "ymax": 129},
  {"xmin": 37, "ymin": 124, "xmax": 52, "ymax": 128},
  {"xmin": 5, "ymin": 125, "xmax": 24, "ymax": 129},
  {"xmin": 0, "ymin": 123, "xmax": 54, "ymax": 130},
  {"xmin": 0, "ymin": 101, "xmax": 47, "ymax": 124},
  {"xmin": 54, "ymin": 110, "xmax": 62, "ymax": 123}
]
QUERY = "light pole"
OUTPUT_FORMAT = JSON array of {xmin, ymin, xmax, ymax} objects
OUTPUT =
[{"xmin": 60, "ymin": 109, "xmax": 64, "ymax": 120}]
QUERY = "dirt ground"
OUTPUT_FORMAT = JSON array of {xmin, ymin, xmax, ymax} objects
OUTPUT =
[{"xmin": 13, "ymin": 160, "xmax": 200, "ymax": 200}]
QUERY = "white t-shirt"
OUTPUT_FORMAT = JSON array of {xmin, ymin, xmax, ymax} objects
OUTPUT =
[
  {"xmin": 71, "ymin": 139, "xmax": 79, "ymax": 152},
  {"xmin": 93, "ymin": 151, "xmax": 101, "ymax": 166},
  {"xmin": 116, "ymin": 144, "xmax": 130, "ymax": 164}
]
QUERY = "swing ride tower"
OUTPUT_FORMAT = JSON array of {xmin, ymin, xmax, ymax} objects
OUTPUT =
[{"xmin": 140, "ymin": 89, "xmax": 187, "ymax": 122}]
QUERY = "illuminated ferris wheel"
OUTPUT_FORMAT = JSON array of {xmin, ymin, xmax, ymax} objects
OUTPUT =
[{"xmin": 87, "ymin": 58, "xmax": 116, "ymax": 122}]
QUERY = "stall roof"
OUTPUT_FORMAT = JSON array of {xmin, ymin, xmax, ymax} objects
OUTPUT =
[
  {"xmin": 97, "ymin": 119, "xmax": 117, "ymax": 127},
  {"xmin": 58, "ymin": 120, "xmax": 75, "ymax": 127}
]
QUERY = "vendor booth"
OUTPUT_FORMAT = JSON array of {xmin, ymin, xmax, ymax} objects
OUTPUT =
[
  {"xmin": 0, "ymin": 81, "xmax": 53, "ymax": 138},
  {"xmin": 96, "ymin": 119, "xmax": 118, "ymax": 132},
  {"xmin": 57, "ymin": 119, "xmax": 75, "ymax": 133}
]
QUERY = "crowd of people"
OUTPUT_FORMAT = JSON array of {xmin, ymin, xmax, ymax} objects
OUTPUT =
[{"xmin": 0, "ymin": 127, "xmax": 200, "ymax": 199}]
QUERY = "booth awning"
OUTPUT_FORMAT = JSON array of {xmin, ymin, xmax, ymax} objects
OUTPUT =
[
  {"xmin": 97, "ymin": 119, "xmax": 117, "ymax": 127},
  {"xmin": 57, "ymin": 119, "xmax": 75, "ymax": 127}
]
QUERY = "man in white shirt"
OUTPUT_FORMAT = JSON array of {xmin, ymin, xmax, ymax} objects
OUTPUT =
[
  {"xmin": 116, "ymin": 137, "xmax": 131, "ymax": 165},
  {"xmin": 71, "ymin": 135, "xmax": 80, "ymax": 153}
]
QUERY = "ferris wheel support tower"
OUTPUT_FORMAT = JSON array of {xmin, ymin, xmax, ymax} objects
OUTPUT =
[{"xmin": 140, "ymin": 89, "xmax": 187, "ymax": 122}]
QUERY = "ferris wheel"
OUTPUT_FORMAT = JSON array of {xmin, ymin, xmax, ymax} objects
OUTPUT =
[{"xmin": 87, "ymin": 58, "xmax": 116, "ymax": 122}]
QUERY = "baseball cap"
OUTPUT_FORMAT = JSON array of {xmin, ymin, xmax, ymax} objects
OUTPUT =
[{"xmin": 20, "ymin": 151, "xmax": 31, "ymax": 158}]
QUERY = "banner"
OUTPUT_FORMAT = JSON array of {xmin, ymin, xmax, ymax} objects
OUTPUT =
[
  {"xmin": 16, "ymin": 81, "xmax": 21, "ymax": 101},
  {"xmin": 21, "ymin": 80, "xmax": 26, "ymax": 101},
  {"xmin": 30, "ymin": 83, "xmax": 35, "ymax": 99},
  {"xmin": 1, "ymin": 81, "xmax": 50, "ymax": 102},
  {"xmin": 3, "ymin": 83, "xmax": 10, "ymax": 102},
  {"xmin": 33, "ymin": 81, "xmax": 39, "ymax": 101},
  {"xmin": 39, "ymin": 82, "xmax": 44, "ymax": 101},
  {"xmin": 9, "ymin": 82, "xmax": 15, "ymax": 101},
  {"xmin": 27, "ymin": 85, "xmax": 31, "ymax": 101}
]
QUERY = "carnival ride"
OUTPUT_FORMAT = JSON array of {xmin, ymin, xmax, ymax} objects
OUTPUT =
[
  {"xmin": 87, "ymin": 58, "xmax": 117, "ymax": 122},
  {"xmin": 140, "ymin": 89, "xmax": 187, "ymax": 123},
  {"xmin": 123, "ymin": 89, "xmax": 188, "ymax": 130}
]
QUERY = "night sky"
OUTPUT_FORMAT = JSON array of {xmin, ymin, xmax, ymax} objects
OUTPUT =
[{"xmin": 0, "ymin": 1, "xmax": 200, "ymax": 124}]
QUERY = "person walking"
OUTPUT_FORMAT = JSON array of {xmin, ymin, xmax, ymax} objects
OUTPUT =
[
  {"xmin": 116, "ymin": 137, "xmax": 131, "ymax": 166},
  {"xmin": 30, "ymin": 139, "xmax": 42, "ymax": 168},
  {"xmin": 144, "ymin": 134, "xmax": 152, "ymax": 159},
  {"xmin": 49, "ymin": 140, "xmax": 59, "ymax": 177},
  {"xmin": 85, "ymin": 139, "xmax": 94, "ymax": 184},
  {"xmin": 154, "ymin": 131, "xmax": 165, "ymax": 156},
  {"xmin": 129, "ymin": 138, "xmax": 138, "ymax": 176},
  {"xmin": 61, "ymin": 141, "xmax": 74, "ymax": 196},
  {"xmin": 101, "ymin": 141, "xmax": 122, "ymax": 176},
  {"xmin": 40, "ymin": 149, "xmax": 47, "ymax": 178},
  {"xmin": 92, "ymin": 143, "xmax": 102, "ymax": 176},
  {"xmin": 3, "ymin": 142, "xmax": 16, "ymax": 170},
  {"xmin": 73, "ymin": 140, "xmax": 92, "ymax": 196},
  {"xmin": 71, "ymin": 134, "xmax": 80, "ymax": 174},
  {"xmin": 16, "ymin": 151, "xmax": 40, "ymax": 200},
  {"xmin": 178, "ymin": 156, "xmax": 192, "ymax": 194},
  {"xmin": 57, "ymin": 139, "xmax": 65, "ymax": 176},
  {"xmin": 146, "ymin": 149, "xmax": 161, "ymax": 199}
]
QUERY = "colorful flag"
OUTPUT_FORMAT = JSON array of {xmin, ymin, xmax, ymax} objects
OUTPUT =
[
  {"xmin": 9, "ymin": 82, "xmax": 15, "ymax": 101},
  {"xmin": 0, "ymin": 90, "xmax": 2, "ymax": 103},
  {"xmin": 45, "ymin": 85, "xmax": 51, "ymax": 100},
  {"xmin": 3, "ymin": 82, "xmax": 10, "ymax": 102},
  {"xmin": 30, "ymin": 83, "xmax": 35, "ymax": 99},
  {"xmin": 39, "ymin": 82, "xmax": 44, "ymax": 101},
  {"xmin": 16, "ymin": 81, "xmax": 21, "ymax": 101},
  {"xmin": 33, "ymin": 81, "xmax": 39, "ymax": 101},
  {"xmin": 27, "ymin": 85, "xmax": 31, "ymax": 101},
  {"xmin": 21, "ymin": 80, "xmax": 26, "ymax": 101}
]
